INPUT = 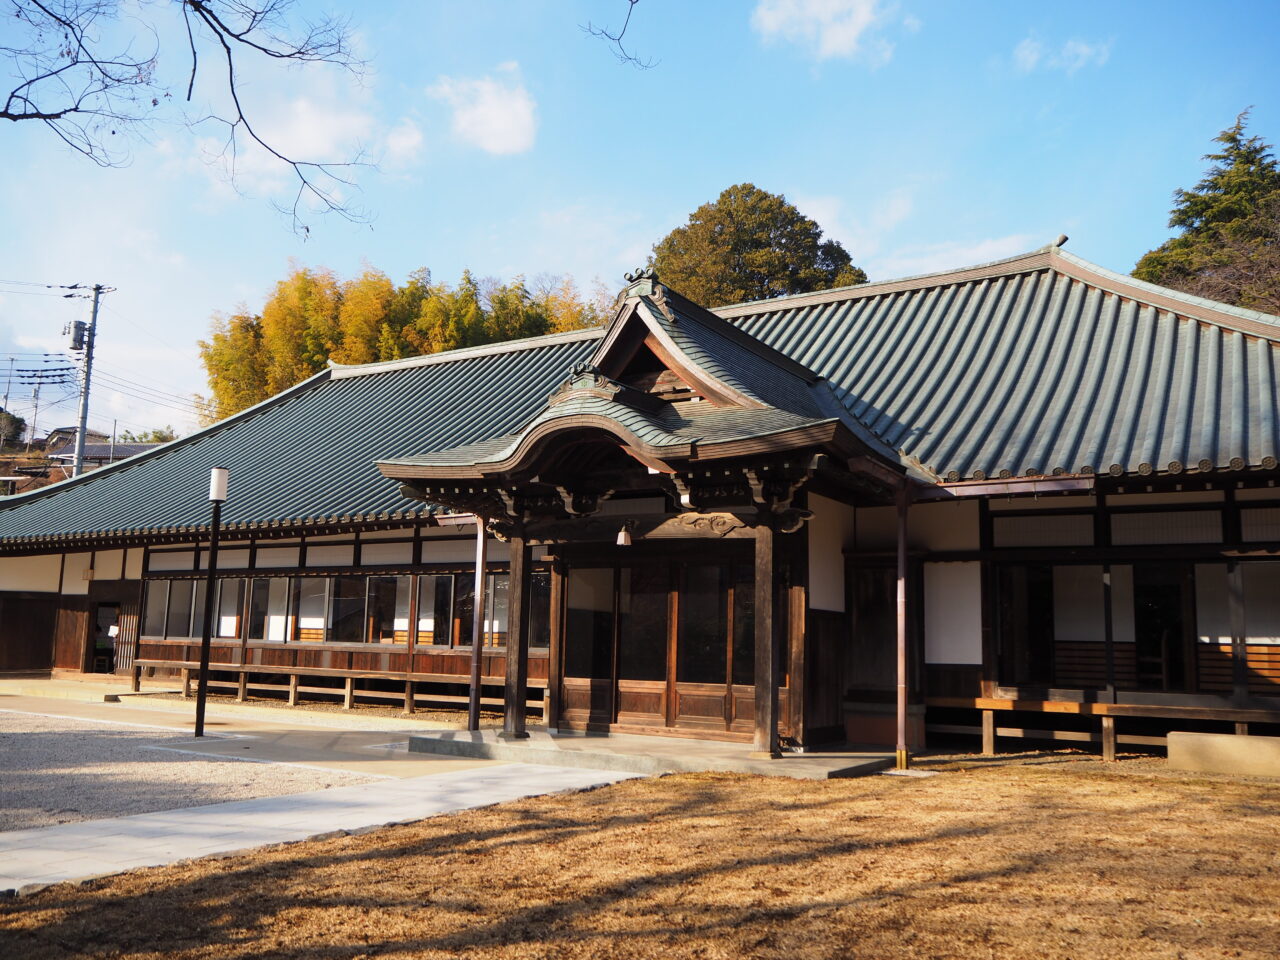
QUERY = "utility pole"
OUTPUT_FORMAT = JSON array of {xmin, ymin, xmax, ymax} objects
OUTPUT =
[
  {"xmin": 71, "ymin": 284, "xmax": 103, "ymax": 478},
  {"xmin": 26, "ymin": 383, "xmax": 39, "ymax": 453},
  {"xmin": 1, "ymin": 357, "xmax": 12, "ymax": 451}
]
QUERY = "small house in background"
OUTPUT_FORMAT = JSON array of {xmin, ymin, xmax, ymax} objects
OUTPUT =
[
  {"xmin": 41, "ymin": 427, "xmax": 109, "ymax": 454},
  {"xmin": 1, "ymin": 243, "xmax": 1280, "ymax": 759},
  {"xmin": 48, "ymin": 443, "xmax": 164, "ymax": 476}
]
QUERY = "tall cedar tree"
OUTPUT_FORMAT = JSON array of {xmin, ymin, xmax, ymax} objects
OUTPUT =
[
  {"xmin": 1134, "ymin": 111, "xmax": 1280, "ymax": 312},
  {"xmin": 650, "ymin": 183, "xmax": 867, "ymax": 307},
  {"xmin": 199, "ymin": 265, "xmax": 609, "ymax": 421}
]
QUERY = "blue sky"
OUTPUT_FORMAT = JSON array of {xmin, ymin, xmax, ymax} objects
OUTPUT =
[{"xmin": 2, "ymin": 0, "xmax": 1278, "ymax": 436}]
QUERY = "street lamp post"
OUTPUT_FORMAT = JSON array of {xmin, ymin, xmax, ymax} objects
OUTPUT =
[{"xmin": 194, "ymin": 467, "xmax": 228, "ymax": 738}]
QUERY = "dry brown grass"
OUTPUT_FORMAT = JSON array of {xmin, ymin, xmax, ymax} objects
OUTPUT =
[{"xmin": 3, "ymin": 756, "xmax": 1279, "ymax": 959}]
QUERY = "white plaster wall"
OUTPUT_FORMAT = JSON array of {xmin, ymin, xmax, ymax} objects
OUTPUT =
[
  {"xmin": 1196, "ymin": 563, "xmax": 1232, "ymax": 644},
  {"xmin": 855, "ymin": 500, "xmax": 979, "ymax": 553},
  {"xmin": 0, "ymin": 553, "xmax": 62, "ymax": 592},
  {"xmin": 124, "ymin": 548, "xmax": 144, "ymax": 580},
  {"xmin": 61, "ymin": 552, "xmax": 93, "ymax": 595},
  {"xmin": 808, "ymin": 493, "xmax": 856, "ymax": 612},
  {"xmin": 255, "ymin": 546, "xmax": 299, "ymax": 568},
  {"xmin": 923, "ymin": 561, "xmax": 982, "ymax": 664},
  {"xmin": 93, "ymin": 549, "xmax": 124, "ymax": 580},
  {"xmin": 421, "ymin": 537, "xmax": 509, "ymax": 563},
  {"xmin": 215, "ymin": 549, "xmax": 252, "ymax": 569},
  {"xmin": 306, "ymin": 544, "xmax": 354, "ymax": 567},
  {"xmin": 149, "ymin": 550, "xmax": 195, "ymax": 572},
  {"xmin": 1053, "ymin": 566, "xmax": 1106, "ymax": 643},
  {"xmin": 1243, "ymin": 563, "xmax": 1280, "ymax": 644},
  {"xmin": 362, "ymin": 541, "xmax": 413, "ymax": 565}
]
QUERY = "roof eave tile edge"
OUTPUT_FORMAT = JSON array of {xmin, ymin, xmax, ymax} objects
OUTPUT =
[
  {"xmin": 0, "ymin": 368, "xmax": 336, "ymax": 513},
  {"xmin": 712, "ymin": 246, "xmax": 1059, "ymax": 318},
  {"xmin": 329, "ymin": 327, "xmax": 606, "ymax": 380},
  {"xmin": 1051, "ymin": 248, "xmax": 1280, "ymax": 338}
]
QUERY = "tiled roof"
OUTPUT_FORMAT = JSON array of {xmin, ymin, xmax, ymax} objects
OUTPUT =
[
  {"xmin": 3, "ymin": 244, "xmax": 1280, "ymax": 546},
  {"xmin": 724, "ymin": 245, "xmax": 1280, "ymax": 481}
]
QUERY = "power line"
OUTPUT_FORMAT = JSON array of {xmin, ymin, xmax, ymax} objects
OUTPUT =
[{"xmin": 94, "ymin": 368, "xmax": 212, "ymax": 411}]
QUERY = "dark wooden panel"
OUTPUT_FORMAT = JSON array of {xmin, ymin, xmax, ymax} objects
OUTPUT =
[
  {"xmin": 806, "ymin": 609, "xmax": 846, "ymax": 734},
  {"xmin": 616, "ymin": 680, "xmax": 664, "ymax": 723},
  {"xmin": 0, "ymin": 595, "xmax": 58, "ymax": 671},
  {"xmin": 1053, "ymin": 641, "xmax": 1136, "ymax": 687},
  {"xmin": 52, "ymin": 598, "xmax": 91, "ymax": 670},
  {"xmin": 675, "ymin": 685, "xmax": 727, "ymax": 724},
  {"xmin": 1199, "ymin": 644, "xmax": 1280, "ymax": 694},
  {"xmin": 925, "ymin": 663, "xmax": 984, "ymax": 699},
  {"xmin": 561, "ymin": 678, "xmax": 611, "ymax": 720}
]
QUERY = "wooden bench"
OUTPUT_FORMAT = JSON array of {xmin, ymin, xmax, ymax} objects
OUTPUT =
[{"xmin": 132, "ymin": 658, "xmax": 545, "ymax": 712}]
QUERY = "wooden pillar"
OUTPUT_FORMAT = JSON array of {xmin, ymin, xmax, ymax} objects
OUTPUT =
[
  {"xmin": 404, "ymin": 680, "xmax": 415, "ymax": 714},
  {"xmin": 236, "ymin": 671, "xmax": 248, "ymax": 702},
  {"xmin": 467, "ymin": 521, "xmax": 489, "ymax": 731},
  {"xmin": 1235, "ymin": 722, "xmax": 1249, "ymax": 736},
  {"xmin": 502, "ymin": 533, "xmax": 531, "ymax": 739},
  {"xmin": 981, "ymin": 709, "xmax": 995, "ymax": 756},
  {"xmin": 288, "ymin": 672, "xmax": 299, "ymax": 706},
  {"xmin": 895, "ymin": 485, "xmax": 911, "ymax": 770},
  {"xmin": 343, "ymin": 676, "xmax": 355, "ymax": 710},
  {"xmin": 1102, "ymin": 564, "xmax": 1117, "ymax": 704},
  {"xmin": 752, "ymin": 517, "xmax": 780, "ymax": 758},
  {"xmin": 181, "ymin": 667, "xmax": 191, "ymax": 698},
  {"xmin": 1100, "ymin": 715, "xmax": 1116, "ymax": 762},
  {"xmin": 1228, "ymin": 561, "xmax": 1248, "ymax": 703},
  {"xmin": 546, "ymin": 557, "xmax": 565, "ymax": 731},
  {"xmin": 131, "ymin": 663, "xmax": 141, "ymax": 693}
]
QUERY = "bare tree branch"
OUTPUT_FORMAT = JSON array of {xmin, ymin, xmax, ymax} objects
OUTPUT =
[
  {"xmin": 583, "ymin": 0, "xmax": 657, "ymax": 70},
  {"xmin": 2, "ymin": 0, "xmax": 368, "ymax": 232}
]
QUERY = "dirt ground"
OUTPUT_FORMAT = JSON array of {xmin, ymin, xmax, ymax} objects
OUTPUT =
[{"xmin": 3, "ymin": 752, "xmax": 1278, "ymax": 959}]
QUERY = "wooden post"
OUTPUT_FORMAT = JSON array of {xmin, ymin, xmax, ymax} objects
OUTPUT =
[
  {"xmin": 467, "ymin": 521, "xmax": 489, "ymax": 731},
  {"xmin": 501, "ymin": 533, "xmax": 531, "ymax": 740},
  {"xmin": 181, "ymin": 667, "xmax": 191, "ymax": 698},
  {"xmin": 1228, "ymin": 562, "xmax": 1248, "ymax": 703},
  {"xmin": 236, "ymin": 671, "xmax": 248, "ymax": 702},
  {"xmin": 1101, "ymin": 715, "xmax": 1116, "ymax": 762},
  {"xmin": 1235, "ymin": 722, "xmax": 1249, "ymax": 736},
  {"xmin": 752, "ymin": 517, "xmax": 780, "ymax": 758},
  {"xmin": 343, "ymin": 676, "xmax": 355, "ymax": 709},
  {"xmin": 981, "ymin": 709, "xmax": 995, "ymax": 756},
  {"xmin": 404, "ymin": 680, "xmax": 415, "ymax": 714},
  {"xmin": 131, "ymin": 663, "xmax": 141, "ymax": 693},
  {"xmin": 895, "ymin": 485, "xmax": 911, "ymax": 770},
  {"xmin": 1102, "ymin": 564, "xmax": 1116, "ymax": 704},
  {"xmin": 546, "ymin": 557, "xmax": 565, "ymax": 731},
  {"xmin": 288, "ymin": 672, "xmax": 299, "ymax": 706}
]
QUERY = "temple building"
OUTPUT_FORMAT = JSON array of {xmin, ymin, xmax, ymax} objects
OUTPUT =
[{"xmin": 3, "ymin": 243, "xmax": 1280, "ymax": 760}]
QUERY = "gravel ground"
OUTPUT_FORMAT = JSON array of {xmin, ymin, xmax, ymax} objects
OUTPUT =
[{"xmin": 0, "ymin": 710, "xmax": 383, "ymax": 832}]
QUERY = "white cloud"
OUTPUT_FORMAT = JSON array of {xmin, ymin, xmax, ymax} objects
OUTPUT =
[
  {"xmin": 382, "ymin": 117, "xmax": 424, "ymax": 168},
  {"xmin": 1014, "ymin": 35, "xmax": 1112, "ymax": 75},
  {"xmin": 751, "ymin": 0, "xmax": 894, "ymax": 64},
  {"xmin": 194, "ymin": 95, "xmax": 376, "ymax": 198},
  {"xmin": 866, "ymin": 234, "xmax": 1036, "ymax": 280},
  {"xmin": 1013, "ymin": 37, "xmax": 1042, "ymax": 73},
  {"xmin": 428, "ymin": 63, "xmax": 537, "ymax": 155},
  {"xmin": 793, "ymin": 187, "xmax": 915, "ymax": 262}
]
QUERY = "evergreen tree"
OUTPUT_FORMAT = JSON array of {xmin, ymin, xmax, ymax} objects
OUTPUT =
[
  {"xmin": 1134, "ymin": 111, "xmax": 1280, "ymax": 311},
  {"xmin": 650, "ymin": 183, "xmax": 867, "ymax": 307}
]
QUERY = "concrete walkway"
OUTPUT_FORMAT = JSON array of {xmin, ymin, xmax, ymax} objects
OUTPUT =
[
  {"xmin": 0, "ymin": 763, "xmax": 636, "ymax": 896},
  {"xmin": 409, "ymin": 727, "xmax": 896, "ymax": 779}
]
